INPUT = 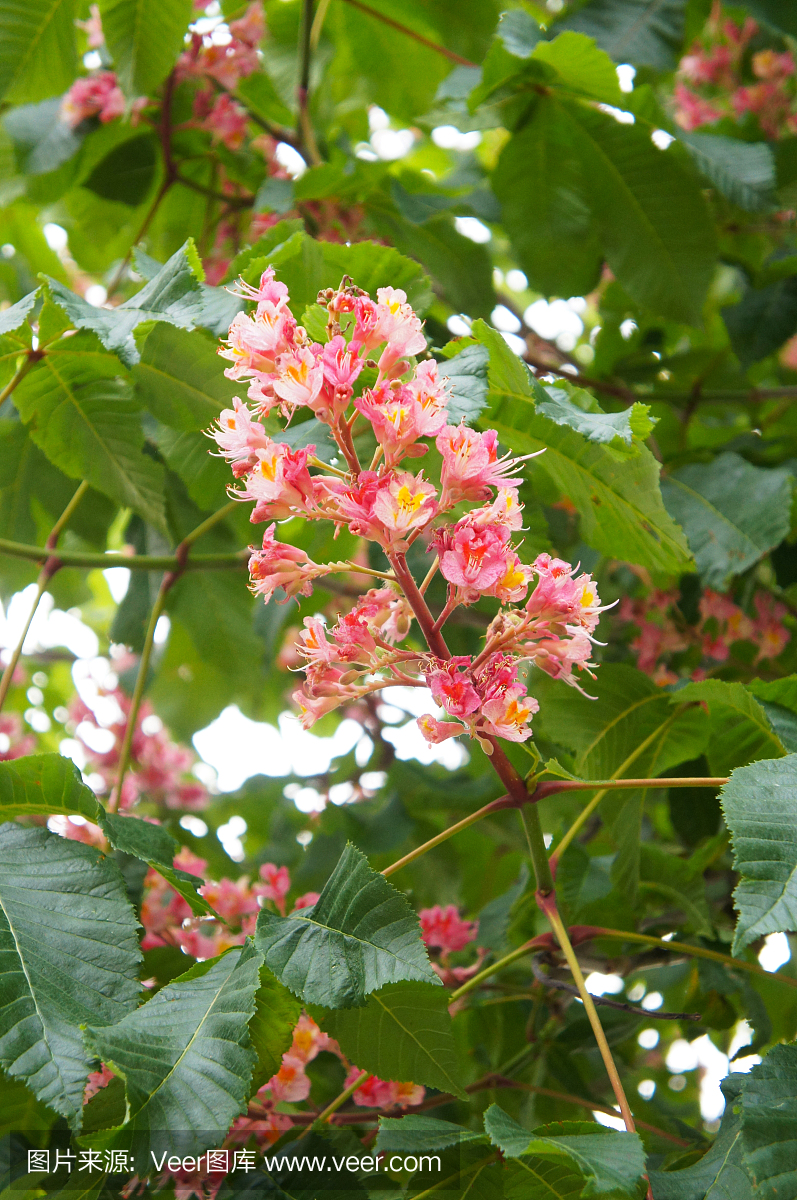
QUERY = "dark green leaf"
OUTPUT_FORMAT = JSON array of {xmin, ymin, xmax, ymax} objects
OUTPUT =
[
  {"xmin": 249, "ymin": 966, "xmax": 303, "ymax": 1091},
  {"xmin": 639, "ymin": 844, "xmax": 711, "ymax": 935},
  {"xmin": 557, "ymin": 0, "xmax": 686, "ymax": 70},
  {"xmin": 134, "ymin": 322, "xmax": 239, "ymax": 431},
  {"xmin": 12, "ymin": 331, "xmax": 167, "ymax": 529},
  {"xmin": 0, "ymin": 0, "xmax": 77, "ymax": 104},
  {"xmin": 440, "ymin": 343, "xmax": 489, "ymax": 424},
  {"xmin": 677, "ymin": 680, "xmax": 785, "ymax": 776},
  {"xmin": 83, "ymin": 134, "xmax": 158, "ymax": 206},
  {"xmin": 661, "ymin": 453, "xmax": 793, "ymax": 588},
  {"xmin": 475, "ymin": 322, "xmax": 691, "ymax": 573},
  {"xmin": 99, "ymin": 0, "xmax": 193, "ymax": 96},
  {"xmin": 723, "ymin": 278, "xmax": 797, "ymax": 368},
  {"xmin": 484, "ymin": 1107, "xmax": 647, "ymax": 1198},
  {"xmin": 315, "ymin": 981, "xmax": 468, "ymax": 1098},
  {"xmin": 375, "ymin": 1115, "xmax": 486, "ymax": 1154},
  {"xmin": 255, "ymin": 842, "xmax": 439, "ymax": 1008},
  {"xmin": 649, "ymin": 1076, "xmax": 751, "ymax": 1199},
  {"xmin": 85, "ymin": 941, "xmax": 262, "ymax": 1164},
  {"xmin": 740, "ymin": 1043, "xmax": 797, "ymax": 1199},
  {"xmin": 720, "ymin": 753, "xmax": 797, "ymax": 953},
  {"xmin": 0, "ymin": 822, "xmax": 140, "ymax": 1130},
  {"xmin": 680, "ymin": 132, "xmax": 776, "ymax": 213}
]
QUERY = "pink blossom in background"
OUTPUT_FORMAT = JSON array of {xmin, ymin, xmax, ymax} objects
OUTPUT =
[
  {"xmin": 60, "ymin": 72, "xmax": 126, "ymax": 127},
  {"xmin": 419, "ymin": 904, "xmax": 479, "ymax": 953}
]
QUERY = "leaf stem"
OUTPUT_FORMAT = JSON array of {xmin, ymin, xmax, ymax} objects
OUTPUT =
[
  {"xmin": 0, "ymin": 481, "xmax": 88, "ymax": 715},
  {"xmin": 519, "ymin": 803, "xmax": 554, "ymax": 894},
  {"xmin": 296, "ymin": 1069, "xmax": 369, "ymax": 1140},
  {"xmin": 0, "ymin": 355, "xmax": 37, "ymax": 407},
  {"xmin": 0, "ymin": 539, "xmax": 247, "ymax": 571},
  {"xmin": 297, "ymin": 0, "xmax": 322, "ymax": 165},
  {"xmin": 382, "ymin": 794, "xmax": 510, "ymax": 878}
]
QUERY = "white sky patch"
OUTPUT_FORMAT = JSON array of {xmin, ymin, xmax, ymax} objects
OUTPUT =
[
  {"xmin": 759, "ymin": 931, "xmax": 791, "ymax": 972},
  {"xmin": 524, "ymin": 298, "xmax": 584, "ymax": 350},
  {"xmin": 616, "ymin": 64, "xmax": 636, "ymax": 92},
  {"xmin": 43, "ymin": 223, "xmax": 68, "ymax": 252},
  {"xmin": 491, "ymin": 304, "xmax": 521, "ymax": 333},
  {"xmin": 585, "ymin": 972, "xmax": 624, "ymax": 996},
  {"xmin": 592, "ymin": 1108, "xmax": 625, "ymax": 1131},
  {"xmin": 1, "ymin": 587, "xmax": 99, "ymax": 661},
  {"xmin": 455, "ymin": 216, "xmax": 491, "ymax": 243},
  {"xmin": 652, "ymin": 129, "xmax": 675, "ymax": 149},
  {"xmin": 103, "ymin": 567, "xmax": 131, "ymax": 603},
  {"xmin": 432, "ymin": 125, "xmax": 481, "ymax": 152},
  {"xmin": 275, "ymin": 142, "xmax": 307, "ymax": 178}
]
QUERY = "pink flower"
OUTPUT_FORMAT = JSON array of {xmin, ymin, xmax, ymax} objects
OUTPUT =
[
  {"xmin": 258, "ymin": 862, "xmax": 290, "ymax": 914},
  {"xmin": 753, "ymin": 49, "xmax": 796, "ymax": 81},
  {"xmin": 77, "ymin": 4, "xmax": 104, "ymax": 48},
  {"xmin": 0, "ymin": 712, "xmax": 36, "ymax": 760},
  {"xmin": 427, "ymin": 658, "xmax": 481, "ymax": 718},
  {"xmin": 237, "ymin": 440, "xmax": 316, "ymax": 520},
  {"xmin": 373, "ymin": 287, "xmax": 427, "ymax": 374},
  {"xmin": 417, "ymin": 715, "xmax": 468, "ymax": 744},
  {"xmin": 273, "ymin": 346, "xmax": 325, "ymax": 414},
  {"xmin": 481, "ymin": 684, "xmax": 538, "ymax": 742},
  {"xmin": 355, "ymin": 364, "xmax": 448, "ymax": 464},
  {"xmin": 673, "ymin": 83, "xmax": 724, "ymax": 131},
  {"xmin": 345, "ymin": 1067, "xmax": 425, "ymax": 1110},
  {"xmin": 437, "ymin": 519, "xmax": 511, "ymax": 595},
  {"xmin": 292, "ymin": 891, "xmax": 321, "ymax": 912},
  {"xmin": 220, "ymin": 306, "xmax": 296, "ymax": 382},
  {"xmin": 419, "ymin": 904, "xmax": 478, "ymax": 953},
  {"xmin": 370, "ymin": 471, "xmax": 438, "ymax": 547},
  {"xmin": 488, "ymin": 552, "xmax": 534, "ymax": 605},
  {"xmin": 268, "ymin": 1054, "xmax": 311, "ymax": 1103},
  {"xmin": 436, "ymin": 425, "xmax": 532, "ymax": 504},
  {"xmin": 60, "ymin": 72, "xmax": 125, "ymax": 127},
  {"xmin": 84, "ymin": 1064, "xmax": 115, "ymax": 1103},
  {"xmin": 288, "ymin": 1012, "xmax": 330, "ymax": 1061},
  {"xmin": 248, "ymin": 524, "xmax": 330, "ymax": 602},
  {"xmin": 228, "ymin": 1, "xmax": 265, "ymax": 47},
  {"xmin": 209, "ymin": 397, "xmax": 272, "ymax": 477},
  {"xmin": 298, "ymin": 616, "xmax": 338, "ymax": 665},
  {"xmin": 320, "ymin": 335, "xmax": 364, "ymax": 415},
  {"xmin": 231, "ymin": 265, "xmax": 290, "ymax": 313},
  {"xmin": 201, "ymin": 93, "xmax": 248, "ymax": 149},
  {"xmin": 526, "ymin": 628, "xmax": 596, "ymax": 689}
]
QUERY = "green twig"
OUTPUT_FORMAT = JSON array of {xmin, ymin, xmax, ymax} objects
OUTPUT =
[
  {"xmin": 0, "ymin": 537, "xmax": 247, "ymax": 572},
  {"xmin": 588, "ymin": 928, "xmax": 797, "ymax": 991},
  {"xmin": 296, "ymin": 1069, "xmax": 369, "ymax": 1141}
]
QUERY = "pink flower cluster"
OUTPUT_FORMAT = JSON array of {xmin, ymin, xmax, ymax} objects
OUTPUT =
[
  {"xmin": 620, "ymin": 585, "xmax": 791, "ymax": 685},
  {"xmin": 178, "ymin": 3, "xmax": 264, "ymax": 92},
  {"xmin": 0, "ymin": 711, "xmax": 36, "ymax": 761},
  {"xmin": 69, "ymin": 677, "xmax": 208, "ymax": 813},
  {"xmin": 675, "ymin": 7, "xmax": 797, "ymax": 138},
  {"xmin": 60, "ymin": 72, "xmax": 126, "ymax": 127},
  {"xmin": 208, "ymin": 270, "xmax": 608, "ymax": 748}
]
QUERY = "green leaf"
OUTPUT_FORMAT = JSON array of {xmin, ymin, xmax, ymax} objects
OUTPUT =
[
  {"xmin": 532, "ymin": 32, "xmax": 625, "ymax": 105},
  {"xmin": 504, "ymin": 1156, "xmax": 585, "ymax": 1200},
  {"xmin": 133, "ymin": 323, "xmax": 239, "ymax": 431},
  {"xmin": 496, "ymin": 8, "xmax": 543, "ymax": 58},
  {"xmin": 720, "ymin": 753, "xmax": 797, "ymax": 954},
  {"xmin": 679, "ymin": 132, "xmax": 776, "ymax": 213},
  {"xmin": 560, "ymin": 98, "xmax": 716, "ymax": 324},
  {"xmin": 492, "ymin": 98, "xmax": 603, "ymax": 299},
  {"xmin": 638, "ymin": 844, "xmax": 711, "ymax": 935},
  {"xmin": 484, "ymin": 1107, "xmax": 647, "ymax": 1198},
  {"xmin": 375, "ymin": 1115, "xmax": 486, "ymax": 1154},
  {"xmin": 474, "ymin": 322, "xmax": 691, "ymax": 573},
  {"xmin": 537, "ymin": 384, "xmax": 654, "ymax": 451},
  {"xmin": 315, "ymin": 981, "xmax": 468, "ymax": 1099},
  {"xmin": 255, "ymin": 842, "xmax": 439, "ymax": 1008},
  {"xmin": 249, "ymin": 966, "xmax": 303, "ymax": 1091},
  {"xmin": 0, "ymin": 821, "xmax": 141, "ymax": 1130},
  {"xmin": 661, "ymin": 453, "xmax": 794, "ymax": 588},
  {"xmin": 3, "ymin": 97, "xmax": 83, "ymax": 174},
  {"xmin": 557, "ymin": 0, "xmax": 686, "ymax": 70},
  {"xmin": 84, "ymin": 941, "xmax": 262, "ymax": 1163},
  {"xmin": 0, "ymin": 752, "xmax": 99, "ymax": 821},
  {"xmin": 649, "ymin": 1075, "xmax": 751, "ymax": 1200},
  {"xmin": 0, "ymin": 0, "xmax": 77, "ymax": 105},
  {"xmin": 440, "ymin": 343, "xmax": 489, "ymax": 424},
  {"xmin": 99, "ymin": 0, "xmax": 193, "ymax": 96},
  {"xmin": 45, "ymin": 239, "xmax": 205, "ymax": 367},
  {"xmin": 677, "ymin": 679, "xmax": 786, "ymax": 777},
  {"xmin": 83, "ymin": 134, "xmax": 158, "ymax": 206},
  {"xmin": 0, "ymin": 288, "xmax": 37, "ymax": 334},
  {"xmin": 11, "ymin": 331, "xmax": 167, "ymax": 530},
  {"xmin": 723, "ymin": 277, "xmax": 797, "ymax": 369},
  {"xmin": 740, "ymin": 1043, "xmax": 797, "ymax": 1199}
]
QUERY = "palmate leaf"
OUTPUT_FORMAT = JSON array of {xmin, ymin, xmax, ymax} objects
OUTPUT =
[
  {"xmin": 679, "ymin": 132, "xmax": 776, "ymax": 213},
  {"xmin": 722, "ymin": 276, "xmax": 797, "ymax": 368},
  {"xmin": 0, "ymin": 0, "xmax": 77, "ymax": 105},
  {"xmin": 255, "ymin": 843, "xmax": 439, "ymax": 1008},
  {"xmin": 484, "ymin": 1107, "xmax": 647, "ymax": 1199},
  {"xmin": 84, "ymin": 942, "xmax": 262, "ymax": 1165},
  {"xmin": 315, "ymin": 981, "xmax": 468, "ymax": 1098},
  {"xmin": 474, "ymin": 323, "xmax": 690, "ymax": 573},
  {"xmin": 98, "ymin": 0, "xmax": 193, "ymax": 96},
  {"xmin": 536, "ymin": 385, "xmax": 654, "ymax": 451},
  {"xmin": 45, "ymin": 240, "xmax": 205, "ymax": 367},
  {"xmin": 677, "ymin": 680, "xmax": 785, "ymax": 776},
  {"xmin": 661, "ymin": 452, "xmax": 793, "ymax": 588},
  {"xmin": 11, "ymin": 331, "xmax": 166, "ymax": 530},
  {"xmin": 0, "ymin": 754, "xmax": 215, "ymax": 917},
  {"xmin": 133, "ymin": 323, "xmax": 239, "ymax": 432},
  {"xmin": 720, "ymin": 754, "xmax": 797, "ymax": 954},
  {"xmin": 740, "ymin": 1043, "xmax": 797, "ymax": 1199},
  {"xmin": 0, "ymin": 821, "xmax": 141, "ymax": 1131},
  {"xmin": 439, "ymin": 342, "xmax": 490, "ymax": 425}
]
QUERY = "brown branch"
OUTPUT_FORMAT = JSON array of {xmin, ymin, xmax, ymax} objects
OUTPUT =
[{"xmin": 529, "ymin": 958, "xmax": 700, "ymax": 1021}]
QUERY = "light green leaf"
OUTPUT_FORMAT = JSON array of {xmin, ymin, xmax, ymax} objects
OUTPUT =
[
  {"xmin": 84, "ymin": 941, "xmax": 262, "ymax": 1163},
  {"xmin": 0, "ymin": 289, "xmax": 37, "ymax": 335},
  {"xmin": 0, "ymin": 822, "xmax": 141, "ymax": 1130},
  {"xmin": 316, "ymin": 981, "xmax": 468, "ymax": 1098},
  {"xmin": 474, "ymin": 322, "xmax": 691, "ymax": 573},
  {"xmin": 639, "ymin": 844, "xmax": 712, "ymax": 935},
  {"xmin": 740, "ymin": 1043, "xmax": 797, "ymax": 1199},
  {"xmin": 133, "ymin": 323, "xmax": 239, "ymax": 431},
  {"xmin": 255, "ymin": 843, "xmax": 439, "ymax": 1008},
  {"xmin": 676, "ymin": 680, "xmax": 785, "ymax": 776},
  {"xmin": 249, "ymin": 966, "xmax": 303, "ymax": 1092},
  {"xmin": 532, "ymin": 32, "xmax": 625, "ymax": 105},
  {"xmin": 680, "ymin": 132, "xmax": 776, "ymax": 212},
  {"xmin": 45, "ymin": 240, "xmax": 205, "ymax": 367},
  {"xmin": 11, "ymin": 331, "xmax": 167, "ymax": 530},
  {"xmin": 661, "ymin": 453, "xmax": 793, "ymax": 588},
  {"xmin": 649, "ymin": 1075, "xmax": 750, "ymax": 1199},
  {"xmin": 0, "ymin": 752, "xmax": 100, "ymax": 821},
  {"xmin": 99, "ymin": 0, "xmax": 193, "ymax": 96},
  {"xmin": 0, "ymin": 0, "xmax": 77, "ymax": 105},
  {"xmin": 537, "ymin": 385, "xmax": 654, "ymax": 451},
  {"xmin": 557, "ymin": 0, "xmax": 686, "ymax": 70},
  {"xmin": 484, "ymin": 1108, "xmax": 647, "ymax": 1198},
  {"xmin": 720, "ymin": 754, "xmax": 797, "ymax": 954},
  {"xmin": 375, "ymin": 1114, "xmax": 486, "ymax": 1154}
]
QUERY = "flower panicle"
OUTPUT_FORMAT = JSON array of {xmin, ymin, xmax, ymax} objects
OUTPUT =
[{"xmin": 208, "ymin": 268, "xmax": 608, "ymax": 747}]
